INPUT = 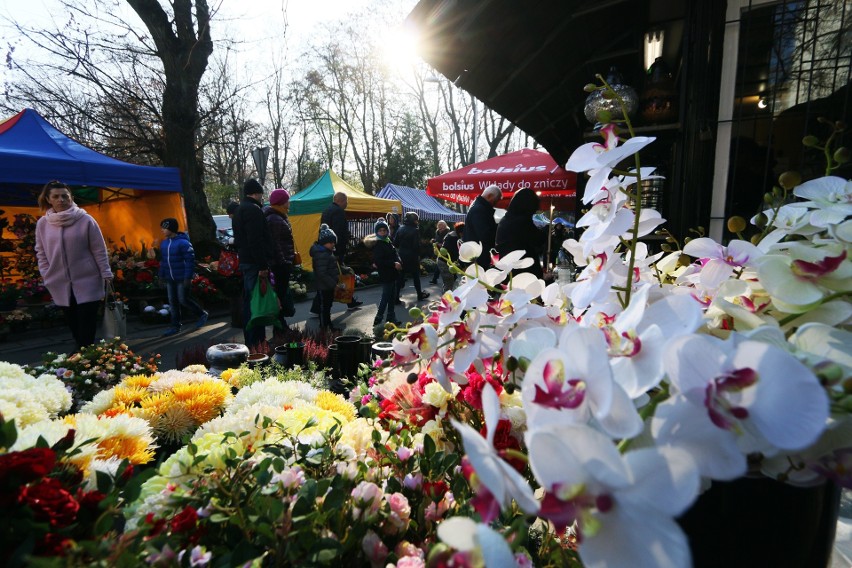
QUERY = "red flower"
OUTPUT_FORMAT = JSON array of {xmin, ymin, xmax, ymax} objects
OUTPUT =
[
  {"xmin": 423, "ymin": 480, "xmax": 448, "ymax": 502},
  {"xmin": 480, "ymin": 419, "xmax": 525, "ymax": 473},
  {"xmin": 35, "ymin": 532, "xmax": 73, "ymax": 557},
  {"xmin": 76, "ymin": 488, "xmax": 107, "ymax": 511},
  {"xmin": 170, "ymin": 505, "xmax": 198, "ymax": 533},
  {"xmin": 18, "ymin": 477, "xmax": 80, "ymax": 528},
  {"xmin": 0, "ymin": 447, "xmax": 57, "ymax": 484},
  {"xmin": 135, "ymin": 271, "xmax": 153, "ymax": 283},
  {"xmin": 144, "ymin": 512, "xmax": 167, "ymax": 537},
  {"xmin": 460, "ymin": 371, "xmax": 503, "ymax": 410}
]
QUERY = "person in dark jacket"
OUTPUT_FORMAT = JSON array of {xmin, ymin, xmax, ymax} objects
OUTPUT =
[
  {"xmin": 158, "ymin": 218, "xmax": 208, "ymax": 337},
  {"xmin": 495, "ymin": 187, "xmax": 544, "ymax": 278},
  {"xmin": 438, "ymin": 222, "xmax": 464, "ymax": 293},
  {"xmin": 366, "ymin": 219, "xmax": 403, "ymax": 326},
  {"xmin": 321, "ymin": 192, "xmax": 362, "ymax": 309},
  {"xmin": 429, "ymin": 220, "xmax": 450, "ymax": 284},
  {"xmin": 394, "ymin": 212, "xmax": 430, "ymax": 302},
  {"xmin": 310, "ymin": 224, "xmax": 341, "ymax": 331},
  {"xmin": 232, "ymin": 178, "xmax": 275, "ymax": 347},
  {"xmin": 463, "ymin": 184, "xmax": 502, "ymax": 269},
  {"xmin": 264, "ymin": 188, "xmax": 295, "ymax": 331}
]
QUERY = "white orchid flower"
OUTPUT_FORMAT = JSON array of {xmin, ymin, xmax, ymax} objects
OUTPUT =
[
  {"xmin": 451, "ymin": 384, "xmax": 539, "ymax": 514},
  {"xmin": 437, "ymin": 516, "xmax": 516, "ymax": 566},
  {"xmin": 682, "ymin": 237, "xmax": 763, "ymax": 290},
  {"xmin": 792, "ymin": 176, "xmax": 852, "ymax": 228},
  {"xmin": 458, "ymin": 241, "xmax": 483, "ymax": 263},
  {"xmin": 652, "ymin": 334, "xmax": 829, "ymax": 480},
  {"xmin": 755, "ymin": 241, "xmax": 851, "ymax": 310},
  {"xmin": 526, "ymin": 423, "xmax": 698, "ymax": 568},
  {"xmin": 566, "ymin": 123, "xmax": 656, "ymax": 173},
  {"xmin": 522, "ymin": 326, "xmax": 642, "ymax": 439}
]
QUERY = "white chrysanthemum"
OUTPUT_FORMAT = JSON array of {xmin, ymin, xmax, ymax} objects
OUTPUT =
[
  {"xmin": 0, "ymin": 394, "xmax": 49, "ymax": 428},
  {"xmin": 227, "ymin": 379, "xmax": 306, "ymax": 413},
  {"xmin": 0, "ymin": 362, "xmax": 32, "ymax": 381},
  {"xmin": 148, "ymin": 370, "xmax": 213, "ymax": 392},
  {"xmin": 291, "ymin": 381, "xmax": 319, "ymax": 402},
  {"xmin": 422, "ymin": 381, "xmax": 460, "ymax": 413},
  {"xmin": 181, "ymin": 364, "xmax": 209, "ymax": 374},
  {"xmin": 12, "ymin": 417, "xmax": 74, "ymax": 450},
  {"xmin": 193, "ymin": 403, "xmax": 290, "ymax": 445},
  {"xmin": 339, "ymin": 418, "xmax": 387, "ymax": 458},
  {"xmin": 34, "ymin": 374, "xmax": 73, "ymax": 415},
  {"xmin": 80, "ymin": 388, "xmax": 118, "ymax": 415}
]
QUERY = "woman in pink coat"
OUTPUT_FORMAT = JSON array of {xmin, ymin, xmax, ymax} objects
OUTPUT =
[{"xmin": 35, "ymin": 180, "xmax": 113, "ymax": 350}]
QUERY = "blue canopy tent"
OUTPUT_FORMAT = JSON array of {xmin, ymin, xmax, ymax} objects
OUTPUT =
[
  {"xmin": 0, "ymin": 108, "xmax": 184, "ymax": 248},
  {"xmin": 376, "ymin": 183, "xmax": 465, "ymax": 222}
]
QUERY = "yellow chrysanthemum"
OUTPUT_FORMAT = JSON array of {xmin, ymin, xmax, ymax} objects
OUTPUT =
[
  {"xmin": 220, "ymin": 367, "xmax": 253, "ymax": 388},
  {"xmin": 171, "ymin": 380, "xmax": 232, "ymax": 403},
  {"xmin": 315, "ymin": 391, "xmax": 356, "ymax": 423},
  {"xmin": 137, "ymin": 391, "xmax": 177, "ymax": 417},
  {"xmin": 112, "ymin": 385, "xmax": 149, "ymax": 407},
  {"xmin": 121, "ymin": 374, "xmax": 156, "ymax": 389},
  {"xmin": 276, "ymin": 405, "xmax": 344, "ymax": 438},
  {"xmin": 98, "ymin": 435, "xmax": 156, "ymax": 464},
  {"xmin": 182, "ymin": 395, "xmax": 226, "ymax": 425},
  {"xmin": 151, "ymin": 404, "xmax": 197, "ymax": 444}
]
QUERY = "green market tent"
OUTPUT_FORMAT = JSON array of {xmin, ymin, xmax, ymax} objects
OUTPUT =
[{"xmin": 289, "ymin": 170, "xmax": 401, "ymax": 271}]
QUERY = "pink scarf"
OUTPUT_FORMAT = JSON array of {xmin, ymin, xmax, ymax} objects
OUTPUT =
[{"xmin": 45, "ymin": 204, "xmax": 88, "ymax": 227}]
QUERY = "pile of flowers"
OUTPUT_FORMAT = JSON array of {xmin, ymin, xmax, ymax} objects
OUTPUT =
[
  {"xmin": 190, "ymin": 274, "xmax": 222, "ymax": 304},
  {"xmin": 0, "ymin": 362, "xmax": 71, "ymax": 427},
  {"xmin": 27, "ymin": 338, "xmax": 161, "ymax": 411},
  {"xmin": 82, "ymin": 367, "xmax": 234, "ymax": 445},
  {"xmin": 5, "ymin": 308, "xmax": 32, "ymax": 324},
  {"xmin": 109, "ymin": 239, "xmax": 160, "ymax": 296},
  {"xmin": 0, "ymin": 415, "xmax": 155, "ymax": 564},
  {"xmin": 17, "ymin": 278, "xmax": 50, "ymax": 303},
  {"xmin": 7, "ymin": 212, "xmax": 38, "ymax": 280}
]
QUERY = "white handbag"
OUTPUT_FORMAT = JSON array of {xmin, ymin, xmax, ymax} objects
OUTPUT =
[{"xmin": 102, "ymin": 281, "xmax": 127, "ymax": 339}]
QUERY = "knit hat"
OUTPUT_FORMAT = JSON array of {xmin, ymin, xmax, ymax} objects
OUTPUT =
[
  {"xmin": 317, "ymin": 223, "xmax": 337, "ymax": 245},
  {"xmin": 243, "ymin": 178, "xmax": 263, "ymax": 197},
  {"xmin": 404, "ymin": 211, "xmax": 419, "ymax": 223},
  {"xmin": 226, "ymin": 201, "xmax": 239, "ymax": 215},
  {"xmin": 269, "ymin": 188, "xmax": 290, "ymax": 206},
  {"xmin": 375, "ymin": 219, "xmax": 389, "ymax": 235},
  {"xmin": 160, "ymin": 218, "xmax": 179, "ymax": 233}
]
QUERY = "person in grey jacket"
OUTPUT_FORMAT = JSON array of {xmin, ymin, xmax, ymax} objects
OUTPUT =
[{"xmin": 309, "ymin": 224, "xmax": 341, "ymax": 331}]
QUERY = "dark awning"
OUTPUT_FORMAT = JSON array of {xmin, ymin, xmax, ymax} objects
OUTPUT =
[{"xmin": 406, "ymin": 0, "xmax": 646, "ymax": 166}]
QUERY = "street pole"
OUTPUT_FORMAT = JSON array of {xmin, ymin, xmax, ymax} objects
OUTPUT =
[{"xmin": 471, "ymin": 95, "xmax": 478, "ymax": 164}]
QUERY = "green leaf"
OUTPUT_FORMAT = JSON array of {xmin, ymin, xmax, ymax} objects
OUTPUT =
[
  {"xmin": 0, "ymin": 417, "xmax": 17, "ymax": 448},
  {"xmin": 323, "ymin": 487, "xmax": 346, "ymax": 511},
  {"xmin": 423, "ymin": 434, "xmax": 436, "ymax": 459},
  {"xmin": 95, "ymin": 470, "xmax": 113, "ymax": 493},
  {"xmin": 121, "ymin": 467, "xmax": 157, "ymax": 503},
  {"xmin": 229, "ymin": 541, "xmax": 263, "ymax": 565}
]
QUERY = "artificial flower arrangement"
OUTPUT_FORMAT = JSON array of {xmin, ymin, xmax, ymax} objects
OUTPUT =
[
  {"xmin": 108, "ymin": 237, "xmax": 161, "ymax": 296},
  {"xmin": 4, "ymin": 308, "xmax": 32, "ymax": 323},
  {"xmin": 190, "ymin": 273, "xmax": 222, "ymax": 304},
  {"xmin": 372, "ymin": 79, "xmax": 852, "ymax": 566},
  {"xmin": 26, "ymin": 338, "xmax": 161, "ymax": 412}
]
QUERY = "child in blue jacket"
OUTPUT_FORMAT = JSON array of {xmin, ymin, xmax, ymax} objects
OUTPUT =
[{"xmin": 158, "ymin": 218, "xmax": 208, "ymax": 336}]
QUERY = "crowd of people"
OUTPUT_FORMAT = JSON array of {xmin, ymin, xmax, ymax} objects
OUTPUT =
[{"xmin": 33, "ymin": 177, "xmax": 563, "ymax": 352}]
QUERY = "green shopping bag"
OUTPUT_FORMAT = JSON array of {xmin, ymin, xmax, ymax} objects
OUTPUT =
[{"xmin": 247, "ymin": 276, "xmax": 283, "ymax": 330}]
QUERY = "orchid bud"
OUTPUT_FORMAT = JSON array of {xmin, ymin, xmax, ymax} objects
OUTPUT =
[
  {"xmin": 802, "ymin": 135, "xmax": 820, "ymax": 147},
  {"xmin": 505, "ymin": 356, "xmax": 519, "ymax": 372},
  {"xmin": 778, "ymin": 171, "xmax": 801, "ymax": 190},
  {"xmin": 409, "ymin": 307, "xmax": 423, "ymax": 319},
  {"xmin": 763, "ymin": 193, "xmax": 775, "ymax": 205},
  {"xmin": 407, "ymin": 372, "xmax": 418, "ymax": 384},
  {"xmin": 750, "ymin": 234, "xmax": 762, "ymax": 245},
  {"xmin": 836, "ymin": 120, "xmax": 847, "ymax": 130},
  {"xmin": 583, "ymin": 83, "xmax": 597, "ymax": 92},
  {"xmin": 754, "ymin": 212, "xmax": 768, "ymax": 228},
  {"xmin": 601, "ymin": 89, "xmax": 616, "ymax": 100},
  {"xmin": 833, "ymin": 147, "xmax": 850, "ymax": 164},
  {"xmin": 726, "ymin": 216, "xmax": 747, "ymax": 233}
]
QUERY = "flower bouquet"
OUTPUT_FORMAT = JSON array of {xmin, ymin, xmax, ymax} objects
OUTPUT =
[
  {"xmin": 369, "ymin": 80, "xmax": 851, "ymax": 566},
  {"xmin": 27, "ymin": 338, "xmax": 161, "ymax": 412}
]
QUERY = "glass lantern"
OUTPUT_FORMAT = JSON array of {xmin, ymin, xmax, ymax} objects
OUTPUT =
[{"xmin": 584, "ymin": 66, "xmax": 639, "ymax": 125}]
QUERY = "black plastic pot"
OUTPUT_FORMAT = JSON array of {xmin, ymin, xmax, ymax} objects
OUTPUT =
[{"xmin": 334, "ymin": 335, "xmax": 361, "ymax": 379}]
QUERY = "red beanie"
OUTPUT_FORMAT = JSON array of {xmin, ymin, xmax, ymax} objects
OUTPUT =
[{"xmin": 269, "ymin": 188, "xmax": 290, "ymax": 206}]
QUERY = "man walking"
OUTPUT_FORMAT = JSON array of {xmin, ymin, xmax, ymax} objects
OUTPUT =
[
  {"xmin": 463, "ymin": 184, "xmax": 502, "ymax": 269},
  {"xmin": 232, "ymin": 178, "xmax": 274, "ymax": 347}
]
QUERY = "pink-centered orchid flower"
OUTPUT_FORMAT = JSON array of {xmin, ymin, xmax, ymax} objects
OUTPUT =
[
  {"xmin": 682, "ymin": 237, "xmax": 763, "ymax": 290},
  {"xmin": 792, "ymin": 176, "xmax": 852, "ymax": 228},
  {"xmin": 652, "ymin": 333, "xmax": 829, "ymax": 480},
  {"xmin": 756, "ymin": 242, "xmax": 851, "ymax": 310},
  {"xmin": 437, "ymin": 516, "xmax": 516, "ymax": 567},
  {"xmin": 522, "ymin": 325, "xmax": 642, "ymax": 438},
  {"xmin": 526, "ymin": 423, "xmax": 698, "ymax": 568}
]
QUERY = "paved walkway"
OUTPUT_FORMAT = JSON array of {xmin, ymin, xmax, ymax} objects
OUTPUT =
[
  {"xmin": 1, "ymin": 280, "xmax": 850, "ymax": 565},
  {"xmin": 0, "ymin": 280, "xmax": 444, "ymax": 369}
]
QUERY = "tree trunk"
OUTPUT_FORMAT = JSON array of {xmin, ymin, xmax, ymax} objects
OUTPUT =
[{"xmin": 126, "ymin": 0, "xmax": 218, "ymax": 259}]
